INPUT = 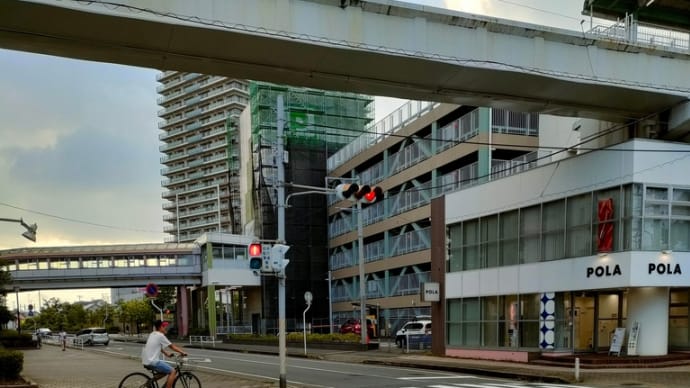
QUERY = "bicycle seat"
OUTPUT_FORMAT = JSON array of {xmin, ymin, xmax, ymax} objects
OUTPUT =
[{"xmin": 143, "ymin": 364, "xmax": 157, "ymax": 372}]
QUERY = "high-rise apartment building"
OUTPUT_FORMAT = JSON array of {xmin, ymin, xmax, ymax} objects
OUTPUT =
[{"xmin": 156, "ymin": 72, "xmax": 249, "ymax": 242}]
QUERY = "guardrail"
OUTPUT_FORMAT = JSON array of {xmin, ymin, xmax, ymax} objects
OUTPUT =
[
  {"xmin": 189, "ymin": 335, "xmax": 216, "ymax": 348},
  {"xmin": 403, "ymin": 334, "xmax": 432, "ymax": 353}
]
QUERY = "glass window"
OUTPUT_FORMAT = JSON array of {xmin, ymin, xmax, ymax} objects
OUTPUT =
[
  {"xmin": 673, "ymin": 188, "xmax": 690, "ymax": 202},
  {"xmin": 671, "ymin": 220, "xmax": 690, "ymax": 251},
  {"xmin": 462, "ymin": 220, "xmax": 479, "ymax": 270},
  {"xmin": 447, "ymin": 299, "xmax": 462, "ymax": 346},
  {"xmin": 448, "ymin": 224, "xmax": 463, "ymax": 272},
  {"xmin": 622, "ymin": 184, "xmax": 642, "ymax": 250},
  {"xmin": 647, "ymin": 186, "xmax": 668, "ymax": 200},
  {"xmin": 480, "ymin": 215, "xmax": 499, "ymax": 268},
  {"xmin": 566, "ymin": 194, "xmax": 591, "ymax": 257},
  {"xmin": 520, "ymin": 205, "xmax": 541, "ymax": 263},
  {"xmin": 482, "ymin": 296, "xmax": 499, "ymax": 347},
  {"xmin": 500, "ymin": 210, "xmax": 519, "ymax": 266},
  {"xmin": 642, "ymin": 219, "xmax": 669, "ymax": 250},
  {"xmin": 501, "ymin": 295, "xmax": 520, "ymax": 347},
  {"xmin": 462, "ymin": 298, "xmax": 480, "ymax": 346},
  {"xmin": 542, "ymin": 201, "xmax": 565, "ymax": 260}
]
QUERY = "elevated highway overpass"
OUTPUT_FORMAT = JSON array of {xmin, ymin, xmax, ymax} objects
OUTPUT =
[{"xmin": 0, "ymin": 0, "xmax": 688, "ymax": 131}]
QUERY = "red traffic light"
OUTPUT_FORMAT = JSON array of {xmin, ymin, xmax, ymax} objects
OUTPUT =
[{"xmin": 249, "ymin": 243, "xmax": 262, "ymax": 257}]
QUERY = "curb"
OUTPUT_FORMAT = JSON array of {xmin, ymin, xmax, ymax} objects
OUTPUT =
[{"xmin": 361, "ymin": 358, "xmax": 572, "ymax": 384}]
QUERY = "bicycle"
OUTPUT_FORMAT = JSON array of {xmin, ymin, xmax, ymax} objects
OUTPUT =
[{"xmin": 119, "ymin": 354, "xmax": 204, "ymax": 388}]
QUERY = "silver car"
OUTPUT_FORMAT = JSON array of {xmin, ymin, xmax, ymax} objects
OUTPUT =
[{"xmin": 75, "ymin": 327, "xmax": 110, "ymax": 346}]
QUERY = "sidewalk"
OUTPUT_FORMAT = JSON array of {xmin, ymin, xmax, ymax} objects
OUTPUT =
[
  {"xmin": 19, "ymin": 344, "xmax": 280, "ymax": 388},
  {"xmin": 19, "ymin": 337, "xmax": 690, "ymax": 388}
]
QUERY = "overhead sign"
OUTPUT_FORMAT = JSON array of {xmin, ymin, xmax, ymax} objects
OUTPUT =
[{"xmin": 421, "ymin": 282, "xmax": 440, "ymax": 302}]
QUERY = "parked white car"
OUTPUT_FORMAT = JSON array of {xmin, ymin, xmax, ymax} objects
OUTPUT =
[
  {"xmin": 395, "ymin": 319, "xmax": 432, "ymax": 348},
  {"xmin": 75, "ymin": 327, "xmax": 110, "ymax": 346}
]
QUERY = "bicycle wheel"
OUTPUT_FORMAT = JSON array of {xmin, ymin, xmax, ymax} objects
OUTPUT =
[
  {"xmin": 119, "ymin": 372, "xmax": 153, "ymax": 388},
  {"xmin": 173, "ymin": 372, "xmax": 201, "ymax": 388}
]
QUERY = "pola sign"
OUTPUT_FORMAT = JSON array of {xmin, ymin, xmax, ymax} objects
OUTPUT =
[{"xmin": 421, "ymin": 282, "xmax": 440, "ymax": 302}]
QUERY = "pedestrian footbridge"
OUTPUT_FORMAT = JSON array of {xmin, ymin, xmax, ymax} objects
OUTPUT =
[{"xmin": 0, "ymin": 234, "xmax": 260, "ymax": 291}]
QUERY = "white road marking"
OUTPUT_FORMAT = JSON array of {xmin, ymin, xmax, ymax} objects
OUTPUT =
[{"xmin": 399, "ymin": 376, "xmax": 478, "ymax": 380}]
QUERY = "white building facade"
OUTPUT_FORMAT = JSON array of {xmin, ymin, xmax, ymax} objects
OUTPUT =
[{"xmin": 442, "ymin": 139, "xmax": 690, "ymax": 360}]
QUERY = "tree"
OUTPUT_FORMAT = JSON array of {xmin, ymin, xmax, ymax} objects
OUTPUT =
[
  {"xmin": 155, "ymin": 286, "xmax": 176, "ymax": 313},
  {"xmin": 117, "ymin": 298, "xmax": 155, "ymax": 335},
  {"xmin": 0, "ymin": 304, "xmax": 12, "ymax": 327},
  {"xmin": 0, "ymin": 258, "xmax": 12, "ymax": 299}
]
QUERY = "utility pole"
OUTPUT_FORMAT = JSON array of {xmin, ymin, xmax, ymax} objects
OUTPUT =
[{"xmin": 276, "ymin": 94, "xmax": 288, "ymax": 388}]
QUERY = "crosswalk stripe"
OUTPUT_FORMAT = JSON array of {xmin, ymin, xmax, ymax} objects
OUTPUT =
[{"xmin": 399, "ymin": 376, "xmax": 476, "ymax": 380}]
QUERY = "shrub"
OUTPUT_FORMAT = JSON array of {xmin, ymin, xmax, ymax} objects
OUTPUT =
[
  {"xmin": 226, "ymin": 332, "xmax": 360, "ymax": 343},
  {"xmin": 0, "ymin": 330, "xmax": 34, "ymax": 348},
  {"xmin": 0, "ymin": 349, "xmax": 23, "ymax": 380}
]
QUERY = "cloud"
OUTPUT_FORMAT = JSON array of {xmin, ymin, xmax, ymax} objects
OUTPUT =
[{"xmin": 0, "ymin": 49, "xmax": 164, "ymax": 249}]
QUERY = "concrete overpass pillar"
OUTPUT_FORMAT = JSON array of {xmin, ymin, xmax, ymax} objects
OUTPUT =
[{"xmin": 176, "ymin": 286, "xmax": 189, "ymax": 337}]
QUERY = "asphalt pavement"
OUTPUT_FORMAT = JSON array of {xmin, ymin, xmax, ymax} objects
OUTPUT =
[{"xmin": 16, "ymin": 335, "xmax": 690, "ymax": 388}]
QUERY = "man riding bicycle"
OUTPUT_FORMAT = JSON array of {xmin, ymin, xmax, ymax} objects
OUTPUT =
[{"xmin": 141, "ymin": 320, "xmax": 187, "ymax": 388}]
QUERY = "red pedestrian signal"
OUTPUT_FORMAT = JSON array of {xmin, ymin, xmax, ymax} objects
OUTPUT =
[{"xmin": 249, "ymin": 243, "xmax": 262, "ymax": 257}]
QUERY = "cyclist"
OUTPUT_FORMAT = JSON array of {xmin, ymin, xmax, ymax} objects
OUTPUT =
[{"xmin": 141, "ymin": 320, "xmax": 187, "ymax": 388}]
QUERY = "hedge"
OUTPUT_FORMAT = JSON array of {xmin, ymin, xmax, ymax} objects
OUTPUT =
[{"xmin": 0, "ymin": 349, "xmax": 23, "ymax": 380}]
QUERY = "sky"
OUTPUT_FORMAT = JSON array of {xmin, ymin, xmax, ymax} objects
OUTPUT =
[{"xmin": 0, "ymin": 0, "xmax": 588, "ymax": 308}]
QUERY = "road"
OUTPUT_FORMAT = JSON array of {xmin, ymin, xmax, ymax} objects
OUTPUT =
[{"xmin": 103, "ymin": 342, "xmax": 596, "ymax": 388}]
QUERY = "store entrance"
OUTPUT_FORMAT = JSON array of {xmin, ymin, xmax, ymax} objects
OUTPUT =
[
  {"xmin": 573, "ymin": 293, "xmax": 595, "ymax": 351},
  {"xmin": 571, "ymin": 291, "xmax": 625, "ymax": 352}
]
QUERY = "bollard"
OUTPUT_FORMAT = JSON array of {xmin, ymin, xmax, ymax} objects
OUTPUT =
[{"xmin": 575, "ymin": 357, "xmax": 580, "ymax": 382}]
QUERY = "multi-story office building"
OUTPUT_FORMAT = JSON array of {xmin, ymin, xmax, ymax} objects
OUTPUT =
[
  {"xmin": 156, "ymin": 72, "xmax": 249, "ymax": 243},
  {"xmin": 326, "ymin": 102, "xmax": 562, "ymax": 336},
  {"xmin": 440, "ymin": 137, "xmax": 690, "ymax": 359}
]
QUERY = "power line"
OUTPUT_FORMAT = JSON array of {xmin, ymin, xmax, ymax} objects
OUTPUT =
[{"xmin": 0, "ymin": 201, "xmax": 164, "ymax": 234}]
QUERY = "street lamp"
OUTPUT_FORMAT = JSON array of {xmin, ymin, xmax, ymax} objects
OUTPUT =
[
  {"xmin": 14, "ymin": 286, "xmax": 20, "ymax": 334},
  {"xmin": 0, "ymin": 217, "xmax": 38, "ymax": 242}
]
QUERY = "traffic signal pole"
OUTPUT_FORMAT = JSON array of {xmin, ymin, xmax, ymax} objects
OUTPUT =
[
  {"xmin": 357, "ymin": 200, "xmax": 367, "ymax": 346},
  {"xmin": 276, "ymin": 94, "xmax": 288, "ymax": 388}
]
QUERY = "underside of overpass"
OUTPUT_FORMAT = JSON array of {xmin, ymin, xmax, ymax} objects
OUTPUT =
[{"xmin": 0, "ymin": 0, "xmax": 688, "ymax": 127}]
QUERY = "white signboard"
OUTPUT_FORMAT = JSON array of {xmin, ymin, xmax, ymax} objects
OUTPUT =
[
  {"xmin": 628, "ymin": 321, "xmax": 640, "ymax": 356},
  {"xmin": 421, "ymin": 282, "xmax": 440, "ymax": 302},
  {"xmin": 609, "ymin": 327, "xmax": 626, "ymax": 356}
]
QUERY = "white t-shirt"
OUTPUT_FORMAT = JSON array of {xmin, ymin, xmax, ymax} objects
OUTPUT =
[{"xmin": 141, "ymin": 331, "xmax": 172, "ymax": 366}]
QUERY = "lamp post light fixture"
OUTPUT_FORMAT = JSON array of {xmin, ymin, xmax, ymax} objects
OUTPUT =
[{"xmin": 0, "ymin": 217, "xmax": 38, "ymax": 242}]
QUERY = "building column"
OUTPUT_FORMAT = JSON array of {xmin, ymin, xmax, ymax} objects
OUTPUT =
[
  {"xmin": 176, "ymin": 286, "xmax": 189, "ymax": 337},
  {"xmin": 627, "ymin": 287, "xmax": 669, "ymax": 356}
]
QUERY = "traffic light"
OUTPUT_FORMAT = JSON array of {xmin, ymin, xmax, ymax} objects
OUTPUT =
[
  {"xmin": 334, "ymin": 183, "xmax": 359, "ymax": 201},
  {"xmin": 248, "ymin": 243, "xmax": 269, "ymax": 273},
  {"xmin": 334, "ymin": 183, "xmax": 384, "ymax": 205},
  {"xmin": 361, "ymin": 186, "xmax": 383, "ymax": 204},
  {"xmin": 270, "ymin": 244, "xmax": 290, "ymax": 275}
]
